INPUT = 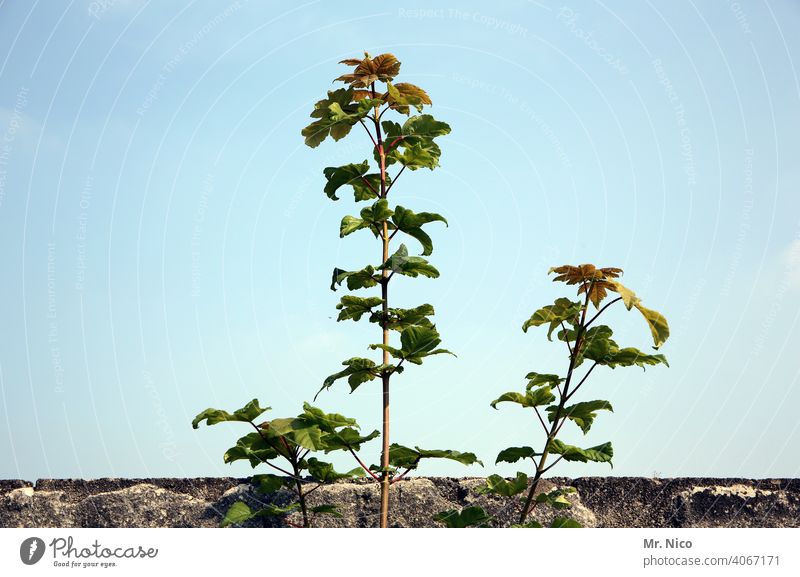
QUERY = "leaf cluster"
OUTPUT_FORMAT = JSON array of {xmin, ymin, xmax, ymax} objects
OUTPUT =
[{"xmin": 193, "ymin": 400, "xmax": 377, "ymax": 527}]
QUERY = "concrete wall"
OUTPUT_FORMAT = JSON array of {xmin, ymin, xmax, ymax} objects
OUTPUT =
[{"xmin": 1, "ymin": 477, "xmax": 797, "ymax": 528}]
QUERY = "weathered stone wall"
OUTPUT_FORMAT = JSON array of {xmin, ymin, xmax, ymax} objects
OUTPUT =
[{"xmin": 1, "ymin": 478, "xmax": 797, "ymax": 528}]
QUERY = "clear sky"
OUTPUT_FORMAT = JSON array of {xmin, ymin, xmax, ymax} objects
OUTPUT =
[{"xmin": 0, "ymin": 0, "xmax": 798, "ymax": 481}]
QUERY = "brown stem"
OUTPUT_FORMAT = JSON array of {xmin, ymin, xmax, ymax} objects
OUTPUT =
[
  {"xmin": 533, "ymin": 406, "xmax": 549, "ymax": 434},
  {"xmin": 584, "ymin": 297, "xmax": 622, "ymax": 329},
  {"xmin": 565, "ymin": 361, "xmax": 599, "ymax": 403},
  {"xmin": 360, "ymin": 175, "xmax": 378, "ymax": 196},
  {"xmin": 348, "ymin": 447, "xmax": 381, "ymax": 481},
  {"xmin": 384, "ymin": 165, "xmax": 405, "ymax": 196},
  {"xmin": 359, "ymin": 119, "xmax": 377, "ymax": 147},
  {"xmin": 390, "ymin": 467, "xmax": 414, "ymax": 485},
  {"xmin": 290, "ymin": 456, "xmax": 309, "ymax": 528}
]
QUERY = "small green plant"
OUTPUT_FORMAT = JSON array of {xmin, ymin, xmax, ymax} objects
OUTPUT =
[
  {"xmin": 436, "ymin": 264, "xmax": 669, "ymax": 527},
  {"xmin": 193, "ymin": 400, "xmax": 378, "ymax": 527},
  {"xmin": 302, "ymin": 52, "xmax": 480, "ymax": 527}
]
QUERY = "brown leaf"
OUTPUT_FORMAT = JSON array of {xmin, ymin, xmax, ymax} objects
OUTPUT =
[
  {"xmin": 549, "ymin": 264, "xmax": 624, "ymax": 308},
  {"xmin": 335, "ymin": 53, "xmax": 401, "ymax": 87}
]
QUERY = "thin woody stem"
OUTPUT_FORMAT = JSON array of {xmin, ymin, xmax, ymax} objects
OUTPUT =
[
  {"xmin": 359, "ymin": 119, "xmax": 377, "ymax": 146},
  {"xmin": 349, "ymin": 447, "xmax": 381, "ymax": 482},
  {"xmin": 584, "ymin": 297, "xmax": 622, "ymax": 329}
]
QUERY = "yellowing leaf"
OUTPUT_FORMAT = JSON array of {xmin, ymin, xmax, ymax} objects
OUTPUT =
[{"xmin": 634, "ymin": 303, "xmax": 670, "ymax": 348}]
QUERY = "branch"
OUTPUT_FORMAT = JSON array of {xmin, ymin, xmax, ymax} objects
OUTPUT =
[
  {"xmin": 384, "ymin": 165, "xmax": 405, "ymax": 196},
  {"xmin": 541, "ymin": 455, "xmax": 564, "ymax": 475},
  {"xmin": 584, "ymin": 297, "xmax": 622, "ymax": 329},
  {"xmin": 533, "ymin": 406, "xmax": 549, "ymax": 434},
  {"xmin": 559, "ymin": 321, "xmax": 573, "ymax": 356},
  {"xmin": 359, "ymin": 119, "xmax": 377, "ymax": 147},
  {"xmin": 360, "ymin": 175, "xmax": 378, "ymax": 196},
  {"xmin": 303, "ymin": 482, "xmax": 324, "ymax": 497},
  {"xmin": 348, "ymin": 447, "xmax": 381, "ymax": 482},
  {"xmin": 565, "ymin": 361, "xmax": 599, "ymax": 402},
  {"xmin": 390, "ymin": 467, "xmax": 414, "ymax": 485}
]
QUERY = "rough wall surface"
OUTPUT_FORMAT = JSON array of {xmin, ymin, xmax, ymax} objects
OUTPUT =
[{"xmin": 1, "ymin": 478, "xmax": 797, "ymax": 528}]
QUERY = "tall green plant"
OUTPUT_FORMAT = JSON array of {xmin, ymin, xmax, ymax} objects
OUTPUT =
[
  {"xmin": 302, "ymin": 53, "xmax": 480, "ymax": 527},
  {"xmin": 437, "ymin": 264, "xmax": 669, "ymax": 527}
]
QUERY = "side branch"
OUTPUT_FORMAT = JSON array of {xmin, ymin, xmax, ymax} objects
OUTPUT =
[
  {"xmin": 348, "ymin": 447, "xmax": 381, "ymax": 482},
  {"xmin": 384, "ymin": 165, "xmax": 405, "ymax": 196},
  {"xmin": 584, "ymin": 297, "xmax": 622, "ymax": 329},
  {"xmin": 359, "ymin": 119, "xmax": 377, "ymax": 147}
]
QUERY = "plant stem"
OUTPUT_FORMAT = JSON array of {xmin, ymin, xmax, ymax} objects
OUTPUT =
[
  {"xmin": 290, "ymin": 455, "xmax": 310, "ymax": 528},
  {"xmin": 517, "ymin": 283, "xmax": 595, "ymax": 524},
  {"xmin": 390, "ymin": 467, "xmax": 413, "ymax": 485},
  {"xmin": 348, "ymin": 447, "xmax": 381, "ymax": 481},
  {"xmin": 584, "ymin": 297, "xmax": 622, "ymax": 328},
  {"xmin": 373, "ymin": 82, "xmax": 392, "ymax": 529}
]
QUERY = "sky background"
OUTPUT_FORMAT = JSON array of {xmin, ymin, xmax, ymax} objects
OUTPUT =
[{"xmin": 0, "ymin": 0, "xmax": 798, "ymax": 481}]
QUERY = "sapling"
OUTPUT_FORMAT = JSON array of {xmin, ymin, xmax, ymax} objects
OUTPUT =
[
  {"xmin": 436, "ymin": 264, "xmax": 669, "ymax": 527},
  {"xmin": 193, "ymin": 400, "xmax": 377, "ymax": 527},
  {"xmin": 302, "ymin": 53, "xmax": 480, "ymax": 527}
]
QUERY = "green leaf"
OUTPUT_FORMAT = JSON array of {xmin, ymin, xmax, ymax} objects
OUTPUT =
[
  {"xmin": 535, "ymin": 488, "xmax": 576, "ymax": 510},
  {"xmin": 192, "ymin": 399, "xmax": 269, "ymax": 428},
  {"xmin": 341, "ymin": 199, "xmax": 395, "ymax": 238},
  {"xmin": 360, "ymin": 198, "xmax": 394, "ymax": 228},
  {"xmin": 330, "ymin": 266, "xmax": 380, "ymax": 291},
  {"xmin": 336, "ymin": 296, "xmax": 384, "ymax": 322},
  {"xmin": 323, "ymin": 161, "xmax": 371, "ymax": 201},
  {"xmin": 400, "ymin": 325, "xmax": 451, "ymax": 361},
  {"xmin": 546, "ymin": 400, "xmax": 613, "ymax": 435},
  {"xmin": 522, "ymin": 298, "xmax": 582, "ymax": 339},
  {"xmin": 603, "ymin": 347, "xmax": 669, "ymax": 369},
  {"xmin": 580, "ymin": 325, "xmax": 615, "ymax": 363},
  {"xmin": 223, "ymin": 432, "xmax": 281, "ymax": 467},
  {"xmin": 490, "ymin": 387, "xmax": 555, "ymax": 410},
  {"xmin": 634, "ymin": 303, "xmax": 670, "ymax": 348},
  {"xmin": 391, "ymin": 205, "xmax": 447, "ymax": 256},
  {"xmin": 302, "ymin": 88, "xmax": 373, "ymax": 148},
  {"xmin": 381, "ymin": 114, "xmax": 451, "ymax": 170},
  {"xmin": 551, "ymin": 517, "xmax": 582, "ymax": 528},
  {"xmin": 477, "ymin": 472, "xmax": 529, "ymax": 497},
  {"xmin": 388, "ymin": 444, "xmax": 482, "ymax": 470},
  {"xmin": 547, "ymin": 439, "xmax": 613, "ymax": 466},
  {"xmin": 322, "ymin": 427, "xmax": 380, "ymax": 452},
  {"xmin": 268, "ymin": 417, "xmax": 326, "ymax": 451},
  {"xmin": 255, "ymin": 503, "xmax": 302, "ymax": 517},
  {"xmin": 433, "ymin": 506, "xmax": 491, "ymax": 528},
  {"xmin": 298, "ymin": 403, "xmax": 358, "ymax": 433},
  {"xmin": 318, "ymin": 357, "xmax": 381, "ymax": 396},
  {"xmin": 306, "ymin": 457, "xmax": 363, "ymax": 483},
  {"xmin": 495, "ymin": 446, "xmax": 539, "ymax": 464},
  {"xmin": 372, "ymin": 303, "xmax": 435, "ymax": 331},
  {"xmin": 386, "ymin": 81, "xmax": 431, "ymax": 115},
  {"xmin": 524, "ymin": 372, "xmax": 563, "ymax": 390},
  {"xmin": 580, "ymin": 325, "xmax": 668, "ymax": 369},
  {"xmin": 340, "ymin": 215, "xmax": 368, "ymax": 237},
  {"xmin": 251, "ymin": 474, "xmax": 286, "ymax": 495},
  {"xmin": 378, "ymin": 244, "xmax": 439, "ymax": 279},
  {"xmin": 220, "ymin": 501, "xmax": 255, "ymax": 527},
  {"xmin": 311, "ymin": 504, "xmax": 343, "ymax": 517},
  {"xmin": 372, "ymin": 324, "xmax": 454, "ymax": 365},
  {"xmin": 328, "ymin": 97, "xmax": 382, "ymax": 125},
  {"xmin": 512, "ymin": 519, "xmax": 544, "ymax": 528}
]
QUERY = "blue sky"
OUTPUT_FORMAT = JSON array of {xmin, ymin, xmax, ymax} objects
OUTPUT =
[{"xmin": 0, "ymin": 0, "xmax": 798, "ymax": 481}]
